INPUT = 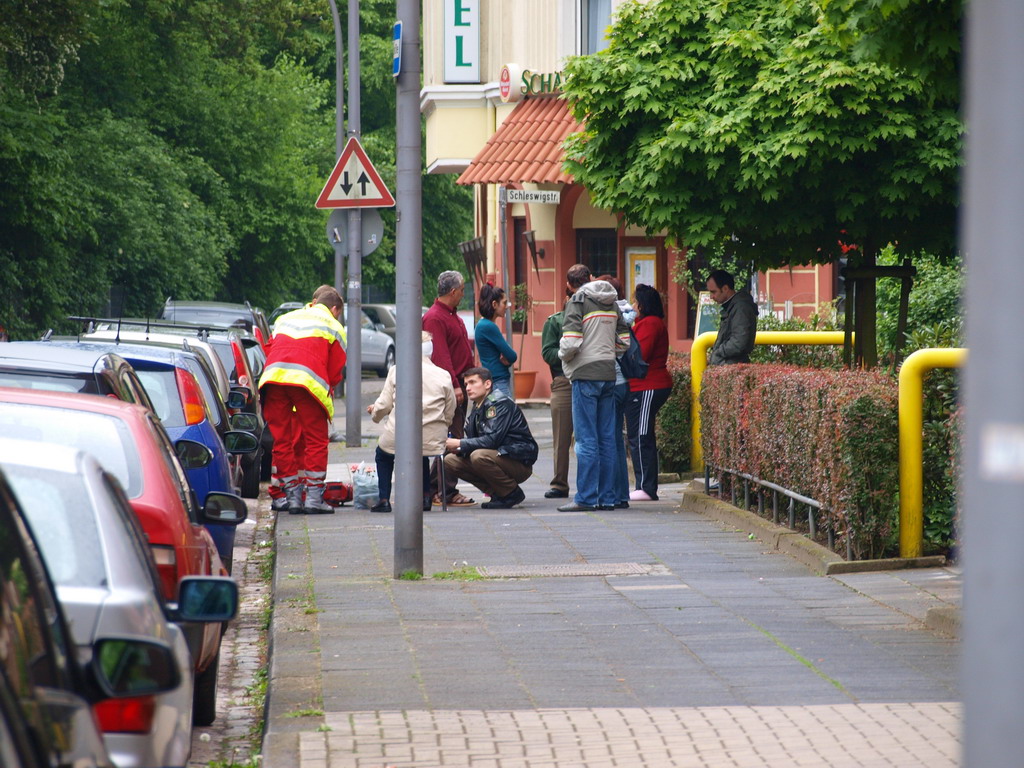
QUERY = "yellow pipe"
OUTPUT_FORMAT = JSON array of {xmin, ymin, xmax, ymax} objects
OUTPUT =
[
  {"xmin": 690, "ymin": 331, "xmax": 850, "ymax": 471},
  {"xmin": 898, "ymin": 347, "xmax": 966, "ymax": 558}
]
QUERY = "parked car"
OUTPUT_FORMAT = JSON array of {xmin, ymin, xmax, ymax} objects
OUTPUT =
[
  {"xmin": 269, "ymin": 301, "xmax": 303, "ymax": 329},
  {"xmin": 0, "ymin": 463, "xmax": 185, "ymax": 768},
  {"xmin": 0, "ymin": 438, "xmax": 238, "ymax": 768},
  {"xmin": 362, "ymin": 303, "xmax": 432, "ymax": 343},
  {"xmin": 352, "ymin": 309, "xmax": 396, "ymax": 377},
  {"xmin": 160, "ymin": 299, "xmax": 272, "ymax": 352},
  {"xmin": 56, "ymin": 338, "xmax": 260, "ymax": 561},
  {"xmin": 0, "ymin": 341, "xmax": 155, "ymax": 411},
  {"xmin": 0, "ymin": 388, "xmax": 247, "ymax": 726},
  {"xmin": 79, "ymin": 328, "xmax": 256, "ymax": 506}
]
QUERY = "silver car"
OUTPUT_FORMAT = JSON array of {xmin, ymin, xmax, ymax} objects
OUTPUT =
[{"xmin": 0, "ymin": 438, "xmax": 237, "ymax": 768}]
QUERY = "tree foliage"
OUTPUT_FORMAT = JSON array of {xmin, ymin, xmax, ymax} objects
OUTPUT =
[
  {"xmin": 0, "ymin": 0, "xmax": 472, "ymax": 337},
  {"xmin": 561, "ymin": 0, "xmax": 962, "ymax": 269}
]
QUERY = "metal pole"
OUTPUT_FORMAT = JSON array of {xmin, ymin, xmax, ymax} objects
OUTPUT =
[
  {"xmin": 393, "ymin": 0, "xmax": 423, "ymax": 577},
  {"xmin": 499, "ymin": 187, "xmax": 514, "ymax": 391},
  {"xmin": 345, "ymin": 0, "xmax": 363, "ymax": 447},
  {"xmin": 327, "ymin": 0, "xmax": 345, "ymax": 294},
  {"xmin": 962, "ymin": 1, "xmax": 1024, "ymax": 764}
]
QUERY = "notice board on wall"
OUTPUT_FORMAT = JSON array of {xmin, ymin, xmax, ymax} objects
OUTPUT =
[{"xmin": 695, "ymin": 291, "xmax": 721, "ymax": 338}]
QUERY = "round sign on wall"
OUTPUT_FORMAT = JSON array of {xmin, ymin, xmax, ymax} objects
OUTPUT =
[{"xmin": 499, "ymin": 63, "xmax": 524, "ymax": 103}]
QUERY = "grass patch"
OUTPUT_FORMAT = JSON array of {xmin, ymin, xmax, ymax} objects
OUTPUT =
[
  {"xmin": 431, "ymin": 566, "xmax": 483, "ymax": 581},
  {"xmin": 398, "ymin": 569, "xmax": 423, "ymax": 580},
  {"xmin": 284, "ymin": 708, "xmax": 324, "ymax": 718}
]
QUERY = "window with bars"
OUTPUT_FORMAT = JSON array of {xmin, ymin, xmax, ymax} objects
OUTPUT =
[{"xmin": 576, "ymin": 228, "xmax": 618, "ymax": 277}]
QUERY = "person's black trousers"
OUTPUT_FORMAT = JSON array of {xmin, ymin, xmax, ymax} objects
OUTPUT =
[
  {"xmin": 375, "ymin": 446, "xmax": 430, "ymax": 502},
  {"xmin": 625, "ymin": 387, "xmax": 671, "ymax": 499}
]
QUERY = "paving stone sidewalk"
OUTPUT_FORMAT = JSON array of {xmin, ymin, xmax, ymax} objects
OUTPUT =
[{"xmin": 262, "ymin": 400, "xmax": 962, "ymax": 768}]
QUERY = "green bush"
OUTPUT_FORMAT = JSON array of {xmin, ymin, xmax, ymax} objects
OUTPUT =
[
  {"xmin": 701, "ymin": 364, "xmax": 900, "ymax": 559},
  {"xmin": 655, "ymin": 353, "xmax": 692, "ymax": 473},
  {"xmin": 751, "ymin": 305, "xmax": 845, "ymax": 369}
]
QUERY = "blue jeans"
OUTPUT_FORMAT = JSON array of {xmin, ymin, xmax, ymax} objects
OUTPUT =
[
  {"xmin": 492, "ymin": 377, "xmax": 513, "ymax": 399},
  {"xmin": 614, "ymin": 382, "xmax": 630, "ymax": 505},
  {"xmin": 571, "ymin": 379, "xmax": 616, "ymax": 507}
]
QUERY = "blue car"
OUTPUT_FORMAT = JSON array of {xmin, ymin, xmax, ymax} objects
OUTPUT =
[{"xmin": 43, "ymin": 340, "xmax": 255, "ymax": 572}]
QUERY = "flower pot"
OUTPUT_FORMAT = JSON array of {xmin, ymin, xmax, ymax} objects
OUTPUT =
[{"xmin": 513, "ymin": 370, "xmax": 537, "ymax": 399}]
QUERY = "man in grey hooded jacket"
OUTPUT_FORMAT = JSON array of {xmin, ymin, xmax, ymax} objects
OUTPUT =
[{"xmin": 557, "ymin": 264, "xmax": 630, "ymax": 511}]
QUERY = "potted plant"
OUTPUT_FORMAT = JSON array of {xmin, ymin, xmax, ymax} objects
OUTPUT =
[{"xmin": 510, "ymin": 283, "xmax": 537, "ymax": 398}]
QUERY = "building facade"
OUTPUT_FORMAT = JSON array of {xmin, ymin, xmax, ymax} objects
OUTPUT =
[{"xmin": 423, "ymin": 0, "xmax": 837, "ymax": 398}]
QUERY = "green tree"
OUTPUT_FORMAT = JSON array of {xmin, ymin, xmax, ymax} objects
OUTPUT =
[{"xmin": 562, "ymin": 0, "xmax": 962, "ymax": 365}]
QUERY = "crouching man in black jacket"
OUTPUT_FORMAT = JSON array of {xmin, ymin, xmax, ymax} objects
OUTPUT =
[{"xmin": 444, "ymin": 367, "xmax": 538, "ymax": 509}]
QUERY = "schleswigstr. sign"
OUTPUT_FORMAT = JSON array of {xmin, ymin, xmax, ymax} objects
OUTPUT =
[{"xmin": 506, "ymin": 189, "xmax": 561, "ymax": 205}]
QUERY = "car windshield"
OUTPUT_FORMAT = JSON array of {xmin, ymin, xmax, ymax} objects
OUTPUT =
[
  {"xmin": 0, "ymin": 404, "xmax": 142, "ymax": 497},
  {"xmin": 130, "ymin": 367, "xmax": 186, "ymax": 427},
  {"xmin": 5, "ymin": 466, "xmax": 106, "ymax": 588},
  {"xmin": 164, "ymin": 307, "xmax": 250, "ymax": 328},
  {"xmin": 0, "ymin": 370, "xmax": 99, "ymax": 395}
]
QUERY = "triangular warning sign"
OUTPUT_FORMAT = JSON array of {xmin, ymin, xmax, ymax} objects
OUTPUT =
[{"xmin": 315, "ymin": 137, "xmax": 396, "ymax": 209}]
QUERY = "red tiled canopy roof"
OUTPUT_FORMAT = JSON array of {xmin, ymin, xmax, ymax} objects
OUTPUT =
[{"xmin": 457, "ymin": 95, "xmax": 584, "ymax": 186}]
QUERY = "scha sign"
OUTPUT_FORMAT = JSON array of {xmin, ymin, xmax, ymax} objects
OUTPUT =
[{"xmin": 499, "ymin": 63, "xmax": 565, "ymax": 103}]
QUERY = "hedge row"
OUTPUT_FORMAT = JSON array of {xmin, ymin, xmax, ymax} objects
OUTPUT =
[
  {"xmin": 701, "ymin": 364, "xmax": 900, "ymax": 559},
  {"xmin": 655, "ymin": 353, "xmax": 692, "ymax": 474}
]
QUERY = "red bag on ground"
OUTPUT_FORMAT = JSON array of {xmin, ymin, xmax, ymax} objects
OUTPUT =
[{"xmin": 323, "ymin": 481, "xmax": 353, "ymax": 507}]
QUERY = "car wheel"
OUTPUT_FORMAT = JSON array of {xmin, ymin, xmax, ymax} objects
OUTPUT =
[
  {"xmin": 241, "ymin": 450, "xmax": 261, "ymax": 499},
  {"xmin": 378, "ymin": 346, "xmax": 395, "ymax": 378},
  {"xmin": 192, "ymin": 652, "xmax": 220, "ymax": 727}
]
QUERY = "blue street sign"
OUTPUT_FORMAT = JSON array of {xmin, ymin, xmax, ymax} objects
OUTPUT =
[{"xmin": 392, "ymin": 21, "xmax": 402, "ymax": 78}]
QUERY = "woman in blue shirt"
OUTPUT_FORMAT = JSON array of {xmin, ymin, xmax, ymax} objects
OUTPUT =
[{"xmin": 474, "ymin": 283, "xmax": 518, "ymax": 398}]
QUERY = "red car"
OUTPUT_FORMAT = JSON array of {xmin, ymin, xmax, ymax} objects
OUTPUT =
[{"xmin": 0, "ymin": 387, "xmax": 247, "ymax": 726}]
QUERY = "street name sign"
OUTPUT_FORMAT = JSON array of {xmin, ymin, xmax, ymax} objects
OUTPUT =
[
  {"xmin": 506, "ymin": 189, "xmax": 560, "ymax": 204},
  {"xmin": 315, "ymin": 137, "xmax": 396, "ymax": 209}
]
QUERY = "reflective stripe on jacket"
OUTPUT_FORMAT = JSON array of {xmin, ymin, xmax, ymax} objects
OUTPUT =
[{"xmin": 259, "ymin": 303, "xmax": 347, "ymax": 417}]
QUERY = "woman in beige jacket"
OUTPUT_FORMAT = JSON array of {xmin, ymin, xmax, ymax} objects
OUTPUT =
[{"xmin": 368, "ymin": 331, "xmax": 457, "ymax": 513}]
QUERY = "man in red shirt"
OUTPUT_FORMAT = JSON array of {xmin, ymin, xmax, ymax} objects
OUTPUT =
[{"xmin": 422, "ymin": 270, "xmax": 476, "ymax": 507}]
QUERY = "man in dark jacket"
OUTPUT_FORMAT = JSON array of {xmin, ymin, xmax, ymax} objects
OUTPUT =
[
  {"xmin": 444, "ymin": 367, "xmax": 538, "ymax": 509},
  {"xmin": 707, "ymin": 269, "xmax": 758, "ymax": 366},
  {"xmin": 540, "ymin": 291, "xmax": 573, "ymax": 499}
]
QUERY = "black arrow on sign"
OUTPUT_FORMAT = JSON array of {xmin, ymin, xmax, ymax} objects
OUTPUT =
[
  {"xmin": 357, "ymin": 172, "xmax": 370, "ymax": 195},
  {"xmin": 339, "ymin": 171, "xmax": 353, "ymax": 195}
]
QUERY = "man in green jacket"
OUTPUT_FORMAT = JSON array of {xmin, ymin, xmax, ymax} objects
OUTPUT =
[{"xmin": 541, "ymin": 291, "xmax": 573, "ymax": 499}]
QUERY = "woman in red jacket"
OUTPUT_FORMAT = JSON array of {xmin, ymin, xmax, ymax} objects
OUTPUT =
[{"xmin": 626, "ymin": 284, "xmax": 674, "ymax": 501}]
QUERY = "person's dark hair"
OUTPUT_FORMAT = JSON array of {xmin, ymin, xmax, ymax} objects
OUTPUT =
[
  {"xmin": 566, "ymin": 264, "xmax": 592, "ymax": 290},
  {"xmin": 463, "ymin": 366, "xmax": 493, "ymax": 383},
  {"xmin": 633, "ymin": 284, "xmax": 664, "ymax": 319},
  {"xmin": 707, "ymin": 269, "xmax": 735, "ymax": 290},
  {"xmin": 478, "ymin": 284, "xmax": 506, "ymax": 320},
  {"xmin": 596, "ymin": 274, "xmax": 624, "ymax": 301},
  {"xmin": 437, "ymin": 270, "xmax": 465, "ymax": 298}
]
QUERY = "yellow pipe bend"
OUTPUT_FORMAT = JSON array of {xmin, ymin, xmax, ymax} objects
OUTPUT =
[
  {"xmin": 898, "ymin": 347, "xmax": 966, "ymax": 558},
  {"xmin": 689, "ymin": 331, "xmax": 849, "ymax": 471}
]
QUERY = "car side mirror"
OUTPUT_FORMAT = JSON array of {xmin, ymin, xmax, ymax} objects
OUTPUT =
[
  {"xmin": 170, "ymin": 577, "xmax": 238, "ymax": 623},
  {"xmin": 223, "ymin": 430, "xmax": 259, "ymax": 454},
  {"xmin": 202, "ymin": 491, "xmax": 248, "ymax": 525},
  {"xmin": 375, "ymin": 322, "xmax": 387, "ymax": 333},
  {"xmin": 175, "ymin": 439, "xmax": 213, "ymax": 469},
  {"xmin": 91, "ymin": 638, "xmax": 181, "ymax": 698},
  {"xmin": 230, "ymin": 412, "xmax": 260, "ymax": 433},
  {"xmin": 227, "ymin": 388, "xmax": 249, "ymax": 409}
]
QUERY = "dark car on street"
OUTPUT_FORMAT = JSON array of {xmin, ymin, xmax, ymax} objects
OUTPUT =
[{"xmin": 161, "ymin": 299, "xmax": 272, "ymax": 352}]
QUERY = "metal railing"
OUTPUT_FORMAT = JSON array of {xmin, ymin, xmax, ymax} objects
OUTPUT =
[{"xmin": 703, "ymin": 462, "xmax": 855, "ymax": 560}]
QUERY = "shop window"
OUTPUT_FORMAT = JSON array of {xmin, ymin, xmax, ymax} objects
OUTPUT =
[
  {"xmin": 579, "ymin": 0, "xmax": 611, "ymax": 54},
  {"xmin": 576, "ymin": 228, "xmax": 618, "ymax": 277}
]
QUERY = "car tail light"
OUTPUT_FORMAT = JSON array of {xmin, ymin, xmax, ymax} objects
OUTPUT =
[
  {"xmin": 150, "ymin": 545, "xmax": 177, "ymax": 600},
  {"xmin": 93, "ymin": 695, "xmax": 156, "ymax": 733},
  {"xmin": 255, "ymin": 327, "xmax": 268, "ymax": 350},
  {"xmin": 174, "ymin": 368, "xmax": 207, "ymax": 425},
  {"xmin": 231, "ymin": 340, "xmax": 251, "ymax": 389}
]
